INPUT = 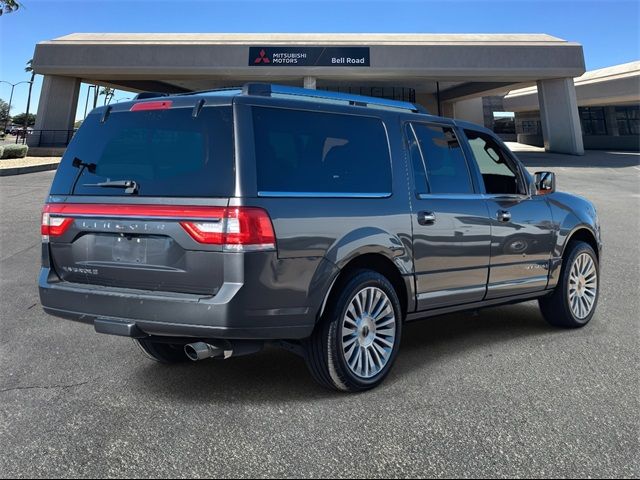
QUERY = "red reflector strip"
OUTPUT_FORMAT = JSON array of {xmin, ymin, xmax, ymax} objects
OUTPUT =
[
  {"xmin": 41, "ymin": 204, "xmax": 276, "ymax": 249},
  {"xmin": 130, "ymin": 100, "xmax": 173, "ymax": 112},
  {"xmin": 44, "ymin": 203, "xmax": 226, "ymax": 219}
]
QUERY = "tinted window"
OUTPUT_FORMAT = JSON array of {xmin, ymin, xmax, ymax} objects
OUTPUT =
[
  {"xmin": 50, "ymin": 106, "xmax": 234, "ymax": 197},
  {"xmin": 579, "ymin": 107, "xmax": 607, "ymax": 136},
  {"xmin": 253, "ymin": 107, "xmax": 392, "ymax": 194},
  {"xmin": 464, "ymin": 129, "xmax": 522, "ymax": 195},
  {"xmin": 411, "ymin": 123, "xmax": 473, "ymax": 194}
]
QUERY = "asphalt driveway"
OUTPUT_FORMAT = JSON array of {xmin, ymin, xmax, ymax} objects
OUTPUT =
[{"xmin": 0, "ymin": 151, "xmax": 638, "ymax": 478}]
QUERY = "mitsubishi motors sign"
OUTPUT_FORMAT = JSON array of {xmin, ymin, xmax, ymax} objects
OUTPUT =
[{"xmin": 249, "ymin": 47, "xmax": 370, "ymax": 67}]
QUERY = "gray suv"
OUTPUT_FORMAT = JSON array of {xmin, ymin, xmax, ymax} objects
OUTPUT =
[{"xmin": 39, "ymin": 84, "xmax": 602, "ymax": 392}]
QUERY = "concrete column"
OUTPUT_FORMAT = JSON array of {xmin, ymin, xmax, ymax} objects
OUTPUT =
[
  {"xmin": 451, "ymin": 97, "xmax": 485, "ymax": 125},
  {"xmin": 29, "ymin": 75, "xmax": 81, "ymax": 147},
  {"xmin": 537, "ymin": 78, "xmax": 584, "ymax": 155},
  {"xmin": 303, "ymin": 76, "xmax": 316, "ymax": 90}
]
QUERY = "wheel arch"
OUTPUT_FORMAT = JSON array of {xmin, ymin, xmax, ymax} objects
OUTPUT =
[
  {"xmin": 562, "ymin": 226, "xmax": 600, "ymax": 260},
  {"xmin": 318, "ymin": 252, "xmax": 411, "ymax": 322}
]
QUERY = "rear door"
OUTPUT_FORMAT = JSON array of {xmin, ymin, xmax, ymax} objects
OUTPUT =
[
  {"xmin": 461, "ymin": 128, "xmax": 555, "ymax": 298},
  {"xmin": 45, "ymin": 102, "xmax": 236, "ymax": 295},
  {"xmin": 406, "ymin": 122, "xmax": 491, "ymax": 310}
]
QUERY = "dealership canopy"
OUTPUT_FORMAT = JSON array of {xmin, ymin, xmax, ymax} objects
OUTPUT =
[{"xmin": 31, "ymin": 33, "xmax": 587, "ymax": 154}]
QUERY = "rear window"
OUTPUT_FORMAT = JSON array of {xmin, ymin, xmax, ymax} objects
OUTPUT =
[
  {"xmin": 50, "ymin": 106, "xmax": 234, "ymax": 197},
  {"xmin": 252, "ymin": 106, "xmax": 392, "ymax": 195}
]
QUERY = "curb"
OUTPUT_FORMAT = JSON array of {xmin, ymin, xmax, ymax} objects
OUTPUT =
[{"xmin": 0, "ymin": 162, "xmax": 60, "ymax": 177}]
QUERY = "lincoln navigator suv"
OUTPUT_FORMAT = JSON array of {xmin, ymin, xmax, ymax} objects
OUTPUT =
[{"xmin": 39, "ymin": 84, "xmax": 602, "ymax": 392}]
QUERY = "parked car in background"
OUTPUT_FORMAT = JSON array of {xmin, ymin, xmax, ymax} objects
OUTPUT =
[
  {"xmin": 39, "ymin": 84, "xmax": 602, "ymax": 392},
  {"xmin": 15, "ymin": 128, "xmax": 33, "ymax": 138}
]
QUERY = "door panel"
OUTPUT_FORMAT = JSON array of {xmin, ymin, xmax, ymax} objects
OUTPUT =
[
  {"xmin": 413, "ymin": 195, "xmax": 491, "ymax": 309},
  {"xmin": 406, "ymin": 122, "xmax": 491, "ymax": 310},
  {"xmin": 460, "ymin": 128, "xmax": 555, "ymax": 299},
  {"xmin": 484, "ymin": 195, "xmax": 555, "ymax": 298}
]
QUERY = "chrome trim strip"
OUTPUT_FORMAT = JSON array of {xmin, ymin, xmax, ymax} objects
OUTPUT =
[
  {"xmin": 257, "ymin": 191, "xmax": 392, "ymax": 198},
  {"xmin": 417, "ymin": 193, "xmax": 486, "ymax": 200},
  {"xmin": 416, "ymin": 285, "xmax": 486, "ymax": 301}
]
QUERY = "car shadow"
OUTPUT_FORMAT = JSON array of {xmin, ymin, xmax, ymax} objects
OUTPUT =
[{"xmin": 133, "ymin": 302, "xmax": 559, "ymax": 403}]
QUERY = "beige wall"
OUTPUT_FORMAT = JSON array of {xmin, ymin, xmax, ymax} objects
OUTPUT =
[{"xmin": 451, "ymin": 97, "xmax": 485, "ymax": 125}]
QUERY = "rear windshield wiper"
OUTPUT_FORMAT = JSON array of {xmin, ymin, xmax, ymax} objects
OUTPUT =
[
  {"xmin": 70, "ymin": 157, "xmax": 97, "ymax": 194},
  {"xmin": 83, "ymin": 180, "xmax": 139, "ymax": 195},
  {"xmin": 72, "ymin": 157, "xmax": 97, "ymax": 173}
]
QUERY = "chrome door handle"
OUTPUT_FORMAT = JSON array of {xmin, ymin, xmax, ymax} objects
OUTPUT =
[
  {"xmin": 418, "ymin": 211, "xmax": 436, "ymax": 225},
  {"xmin": 497, "ymin": 210, "xmax": 512, "ymax": 222}
]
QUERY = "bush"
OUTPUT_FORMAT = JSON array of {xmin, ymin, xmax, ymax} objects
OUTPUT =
[
  {"xmin": 0, "ymin": 146, "xmax": 3, "ymax": 158},
  {"xmin": 1, "ymin": 144, "xmax": 28, "ymax": 159}
]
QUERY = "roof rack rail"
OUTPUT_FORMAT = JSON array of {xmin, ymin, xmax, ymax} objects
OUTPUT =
[{"xmin": 242, "ymin": 83, "xmax": 428, "ymax": 114}]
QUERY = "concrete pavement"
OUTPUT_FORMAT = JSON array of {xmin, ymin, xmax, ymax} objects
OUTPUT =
[{"xmin": 0, "ymin": 151, "xmax": 638, "ymax": 478}]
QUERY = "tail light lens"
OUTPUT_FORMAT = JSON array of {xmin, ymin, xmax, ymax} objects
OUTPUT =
[
  {"xmin": 181, "ymin": 207, "xmax": 276, "ymax": 251},
  {"xmin": 40, "ymin": 204, "xmax": 275, "ymax": 251},
  {"xmin": 41, "ymin": 205, "xmax": 73, "ymax": 240}
]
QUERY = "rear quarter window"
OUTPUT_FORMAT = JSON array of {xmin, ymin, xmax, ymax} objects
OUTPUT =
[
  {"xmin": 50, "ymin": 106, "xmax": 234, "ymax": 197},
  {"xmin": 252, "ymin": 106, "xmax": 392, "ymax": 195}
]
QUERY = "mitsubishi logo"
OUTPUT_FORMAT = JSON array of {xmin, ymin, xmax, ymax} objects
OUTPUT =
[{"xmin": 254, "ymin": 49, "xmax": 271, "ymax": 64}]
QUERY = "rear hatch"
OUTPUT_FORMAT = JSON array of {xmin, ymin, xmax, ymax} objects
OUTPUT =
[{"xmin": 44, "ymin": 99, "xmax": 237, "ymax": 296}]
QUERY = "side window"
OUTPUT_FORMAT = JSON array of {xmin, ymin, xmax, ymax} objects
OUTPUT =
[
  {"xmin": 464, "ymin": 129, "xmax": 523, "ymax": 195},
  {"xmin": 253, "ymin": 107, "xmax": 392, "ymax": 195},
  {"xmin": 411, "ymin": 123, "xmax": 474, "ymax": 194}
]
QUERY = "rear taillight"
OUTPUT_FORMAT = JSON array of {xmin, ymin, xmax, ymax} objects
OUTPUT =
[
  {"xmin": 181, "ymin": 207, "xmax": 276, "ymax": 251},
  {"xmin": 41, "ymin": 205, "xmax": 73, "ymax": 240},
  {"xmin": 40, "ymin": 203, "xmax": 275, "ymax": 251}
]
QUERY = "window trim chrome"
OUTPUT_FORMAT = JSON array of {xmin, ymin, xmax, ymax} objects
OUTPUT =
[{"xmin": 257, "ymin": 191, "xmax": 392, "ymax": 198}]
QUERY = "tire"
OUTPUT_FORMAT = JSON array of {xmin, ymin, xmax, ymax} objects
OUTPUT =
[
  {"xmin": 539, "ymin": 241, "xmax": 600, "ymax": 328},
  {"xmin": 304, "ymin": 269, "xmax": 403, "ymax": 392},
  {"xmin": 134, "ymin": 338, "xmax": 189, "ymax": 364}
]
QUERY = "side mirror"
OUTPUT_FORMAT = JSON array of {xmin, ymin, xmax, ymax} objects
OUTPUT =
[{"xmin": 534, "ymin": 171, "xmax": 556, "ymax": 195}]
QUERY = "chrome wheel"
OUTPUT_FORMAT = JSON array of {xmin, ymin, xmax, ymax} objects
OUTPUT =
[
  {"xmin": 568, "ymin": 252, "xmax": 598, "ymax": 320},
  {"xmin": 341, "ymin": 286, "xmax": 397, "ymax": 379}
]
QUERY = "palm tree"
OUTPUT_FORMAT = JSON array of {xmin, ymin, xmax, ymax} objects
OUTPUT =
[
  {"xmin": 99, "ymin": 87, "xmax": 115, "ymax": 105},
  {"xmin": 23, "ymin": 59, "xmax": 35, "ymax": 133},
  {"xmin": 0, "ymin": 0, "xmax": 21, "ymax": 15}
]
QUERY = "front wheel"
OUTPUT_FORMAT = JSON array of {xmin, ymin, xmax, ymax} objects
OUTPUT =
[
  {"xmin": 304, "ymin": 270, "xmax": 403, "ymax": 392},
  {"xmin": 539, "ymin": 241, "xmax": 600, "ymax": 328}
]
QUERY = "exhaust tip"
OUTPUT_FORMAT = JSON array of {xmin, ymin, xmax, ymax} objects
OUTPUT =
[
  {"xmin": 184, "ymin": 343, "xmax": 201, "ymax": 362},
  {"xmin": 184, "ymin": 342, "xmax": 224, "ymax": 361}
]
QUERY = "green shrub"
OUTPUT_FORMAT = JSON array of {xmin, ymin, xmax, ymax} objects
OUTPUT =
[
  {"xmin": 1, "ymin": 144, "xmax": 28, "ymax": 159},
  {"xmin": 0, "ymin": 146, "xmax": 4, "ymax": 158}
]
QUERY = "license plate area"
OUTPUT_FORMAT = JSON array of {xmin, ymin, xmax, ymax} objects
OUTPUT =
[{"xmin": 110, "ymin": 234, "xmax": 148, "ymax": 264}]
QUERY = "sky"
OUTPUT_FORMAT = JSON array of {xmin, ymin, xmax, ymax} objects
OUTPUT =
[{"xmin": 0, "ymin": 0, "xmax": 638, "ymax": 122}]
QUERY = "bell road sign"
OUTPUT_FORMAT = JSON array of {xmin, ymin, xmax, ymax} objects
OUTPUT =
[{"xmin": 249, "ymin": 47, "xmax": 370, "ymax": 67}]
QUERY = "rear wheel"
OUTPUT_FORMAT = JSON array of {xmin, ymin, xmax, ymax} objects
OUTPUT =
[
  {"xmin": 134, "ymin": 339, "xmax": 189, "ymax": 364},
  {"xmin": 539, "ymin": 241, "xmax": 599, "ymax": 328},
  {"xmin": 304, "ymin": 270, "xmax": 403, "ymax": 392}
]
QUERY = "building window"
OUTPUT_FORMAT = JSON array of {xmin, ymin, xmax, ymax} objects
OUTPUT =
[
  {"xmin": 579, "ymin": 107, "xmax": 607, "ymax": 136},
  {"xmin": 519, "ymin": 120, "xmax": 540, "ymax": 135},
  {"xmin": 615, "ymin": 106, "xmax": 640, "ymax": 136}
]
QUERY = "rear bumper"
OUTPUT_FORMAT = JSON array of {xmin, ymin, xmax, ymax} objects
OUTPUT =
[{"xmin": 38, "ymin": 268, "xmax": 318, "ymax": 340}]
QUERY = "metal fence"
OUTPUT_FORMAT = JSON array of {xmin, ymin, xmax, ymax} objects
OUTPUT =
[{"xmin": 15, "ymin": 129, "xmax": 77, "ymax": 147}]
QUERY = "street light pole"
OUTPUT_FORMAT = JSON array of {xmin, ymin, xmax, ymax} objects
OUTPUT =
[
  {"xmin": 83, "ymin": 85, "xmax": 96, "ymax": 119},
  {"xmin": 0, "ymin": 80, "xmax": 33, "ymax": 134}
]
